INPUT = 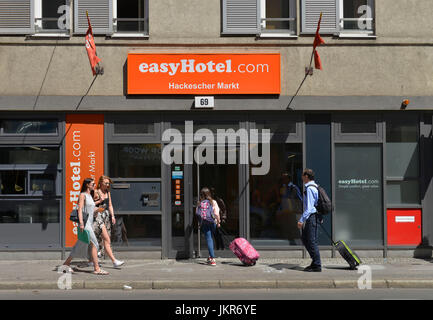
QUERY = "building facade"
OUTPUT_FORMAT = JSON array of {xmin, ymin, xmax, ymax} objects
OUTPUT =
[{"xmin": 0, "ymin": 0, "xmax": 432, "ymax": 260}]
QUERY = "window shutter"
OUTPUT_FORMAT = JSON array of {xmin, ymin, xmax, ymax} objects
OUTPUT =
[
  {"xmin": 0, "ymin": 0, "xmax": 34, "ymax": 34},
  {"xmin": 222, "ymin": 0, "xmax": 260, "ymax": 35},
  {"xmin": 74, "ymin": 0, "xmax": 112, "ymax": 34},
  {"xmin": 301, "ymin": 0, "xmax": 338, "ymax": 34}
]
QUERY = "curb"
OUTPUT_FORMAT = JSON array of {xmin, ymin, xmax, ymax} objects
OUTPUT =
[{"xmin": 2, "ymin": 279, "xmax": 433, "ymax": 290}]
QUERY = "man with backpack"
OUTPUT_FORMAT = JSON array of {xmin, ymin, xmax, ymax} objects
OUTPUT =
[{"xmin": 298, "ymin": 168, "xmax": 322, "ymax": 272}]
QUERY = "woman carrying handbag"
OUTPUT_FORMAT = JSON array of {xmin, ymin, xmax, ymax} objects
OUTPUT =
[{"xmin": 62, "ymin": 178, "xmax": 109, "ymax": 275}]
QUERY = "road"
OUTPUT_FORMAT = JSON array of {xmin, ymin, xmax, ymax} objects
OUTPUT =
[{"xmin": 1, "ymin": 288, "xmax": 433, "ymax": 300}]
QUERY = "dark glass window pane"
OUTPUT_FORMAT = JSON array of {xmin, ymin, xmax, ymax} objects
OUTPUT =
[
  {"xmin": 340, "ymin": 121, "xmax": 376, "ymax": 133},
  {"xmin": 2, "ymin": 120, "xmax": 57, "ymax": 134},
  {"xmin": 386, "ymin": 121, "xmax": 419, "ymax": 178},
  {"xmin": 264, "ymin": 0, "xmax": 290, "ymax": 30},
  {"xmin": 306, "ymin": 116, "xmax": 332, "ymax": 245},
  {"xmin": 0, "ymin": 200, "xmax": 60, "ymax": 224},
  {"xmin": 30, "ymin": 173, "xmax": 56, "ymax": 195},
  {"xmin": 0, "ymin": 147, "xmax": 59, "ymax": 165},
  {"xmin": 386, "ymin": 122, "xmax": 418, "ymax": 143},
  {"xmin": 108, "ymin": 144, "xmax": 161, "ymax": 178},
  {"xmin": 250, "ymin": 143, "xmax": 303, "ymax": 246},
  {"xmin": 117, "ymin": 0, "xmax": 146, "ymax": 32},
  {"xmin": 255, "ymin": 120, "xmax": 296, "ymax": 135},
  {"xmin": 170, "ymin": 121, "xmax": 239, "ymax": 134},
  {"xmin": 0, "ymin": 171, "xmax": 26, "ymax": 195},
  {"xmin": 42, "ymin": 0, "xmax": 67, "ymax": 30},
  {"xmin": 112, "ymin": 215, "xmax": 161, "ymax": 247},
  {"xmin": 114, "ymin": 121, "xmax": 154, "ymax": 134},
  {"xmin": 343, "ymin": 0, "xmax": 368, "ymax": 30},
  {"xmin": 387, "ymin": 181, "xmax": 420, "ymax": 205}
]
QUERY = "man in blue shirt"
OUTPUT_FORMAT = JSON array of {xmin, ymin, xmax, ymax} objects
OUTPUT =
[{"xmin": 297, "ymin": 168, "xmax": 322, "ymax": 272}]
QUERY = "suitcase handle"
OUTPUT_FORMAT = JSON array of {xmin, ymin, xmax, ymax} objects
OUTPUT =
[
  {"xmin": 218, "ymin": 226, "xmax": 233, "ymax": 247},
  {"xmin": 319, "ymin": 223, "xmax": 336, "ymax": 246}
]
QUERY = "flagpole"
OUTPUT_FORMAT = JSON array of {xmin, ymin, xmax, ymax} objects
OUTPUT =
[{"xmin": 287, "ymin": 12, "xmax": 323, "ymax": 110}]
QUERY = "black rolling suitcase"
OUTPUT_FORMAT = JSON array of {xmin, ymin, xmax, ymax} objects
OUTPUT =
[{"xmin": 320, "ymin": 224, "xmax": 361, "ymax": 270}]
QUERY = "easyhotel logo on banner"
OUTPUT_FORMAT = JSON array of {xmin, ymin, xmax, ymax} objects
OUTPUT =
[
  {"xmin": 127, "ymin": 53, "xmax": 280, "ymax": 94},
  {"xmin": 65, "ymin": 114, "xmax": 104, "ymax": 247}
]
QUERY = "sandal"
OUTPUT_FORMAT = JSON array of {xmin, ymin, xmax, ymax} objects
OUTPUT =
[
  {"xmin": 93, "ymin": 269, "xmax": 109, "ymax": 275},
  {"xmin": 58, "ymin": 265, "xmax": 75, "ymax": 274}
]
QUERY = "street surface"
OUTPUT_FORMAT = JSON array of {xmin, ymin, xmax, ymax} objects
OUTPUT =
[{"xmin": 1, "ymin": 288, "xmax": 433, "ymax": 300}]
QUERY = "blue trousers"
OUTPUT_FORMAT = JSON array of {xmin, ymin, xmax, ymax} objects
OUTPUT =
[
  {"xmin": 201, "ymin": 222, "xmax": 216, "ymax": 258},
  {"xmin": 301, "ymin": 214, "xmax": 321, "ymax": 267}
]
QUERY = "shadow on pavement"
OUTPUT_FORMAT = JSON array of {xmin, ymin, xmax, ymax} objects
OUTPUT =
[
  {"xmin": 267, "ymin": 263, "xmax": 304, "ymax": 271},
  {"xmin": 220, "ymin": 261, "xmax": 249, "ymax": 267},
  {"xmin": 323, "ymin": 265, "xmax": 354, "ymax": 271}
]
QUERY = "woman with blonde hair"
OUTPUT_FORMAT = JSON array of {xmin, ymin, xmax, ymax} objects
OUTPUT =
[
  {"xmin": 93, "ymin": 175, "xmax": 124, "ymax": 268},
  {"xmin": 62, "ymin": 178, "xmax": 109, "ymax": 275}
]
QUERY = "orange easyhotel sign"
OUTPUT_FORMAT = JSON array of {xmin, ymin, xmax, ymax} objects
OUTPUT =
[
  {"xmin": 127, "ymin": 53, "xmax": 280, "ymax": 95},
  {"xmin": 65, "ymin": 114, "xmax": 104, "ymax": 247}
]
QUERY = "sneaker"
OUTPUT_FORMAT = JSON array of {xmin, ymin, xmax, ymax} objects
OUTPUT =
[
  {"xmin": 113, "ymin": 260, "xmax": 125, "ymax": 268},
  {"xmin": 303, "ymin": 265, "xmax": 321, "ymax": 272},
  {"xmin": 208, "ymin": 258, "xmax": 216, "ymax": 266}
]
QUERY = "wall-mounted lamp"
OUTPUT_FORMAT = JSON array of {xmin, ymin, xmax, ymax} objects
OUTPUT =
[{"xmin": 400, "ymin": 99, "xmax": 410, "ymax": 110}]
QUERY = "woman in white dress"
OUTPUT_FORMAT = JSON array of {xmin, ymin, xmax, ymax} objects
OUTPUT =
[{"xmin": 62, "ymin": 178, "xmax": 109, "ymax": 275}]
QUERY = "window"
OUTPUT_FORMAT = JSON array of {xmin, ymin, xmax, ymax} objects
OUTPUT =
[
  {"xmin": 35, "ymin": 0, "xmax": 70, "ymax": 35},
  {"xmin": 255, "ymin": 120, "xmax": 297, "ymax": 135},
  {"xmin": 108, "ymin": 144, "xmax": 161, "ymax": 178},
  {"xmin": 74, "ymin": 0, "xmax": 148, "ymax": 36},
  {"xmin": 0, "ymin": 120, "xmax": 58, "ymax": 135},
  {"xmin": 334, "ymin": 114, "xmax": 383, "ymax": 142},
  {"xmin": 301, "ymin": 0, "xmax": 375, "ymax": 36},
  {"xmin": 0, "ymin": 0, "xmax": 71, "ymax": 36},
  {"xmin": 113, "ymin": 0, "xmax": 148, "ymax": 35},
  {"xmin": 113, "ymin": 120, "xmax": 155, "ymax": 135},
  {"xmin": 222, "ymin": 0, "xmax": 296, "ymax": 36},
  {"xmin": 112, "ymin": 215, "xmax": 161, "ymax": 247},
  {"xmin": 339, "ymin": 0, "xmax": 374, "ymax": 35},
  {"xmin": 340, "ymin": 121, "xmax": 376, "ymax": 134},
  {"xmin": 0, "ymin": 145, "xmax": 61, "ymax": 248},
  {"xmin": 260, "ymin": 0, "xmax": 296, "ymax": 36},
  {"xmin": 0, "ymin": 147, "xmax": 59, "ymax": 165},
  {"xmin": 250, "ymin": 143, "xmax": 303, "ymax": 246},
  {"xmin": 386, "ymin": 119, "xmax": 420, "ymax": 205}
]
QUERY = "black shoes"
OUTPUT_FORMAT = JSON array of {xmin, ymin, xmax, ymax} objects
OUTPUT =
[{"xmin": 303, "ymin": 265, "xmax": 322, "ymax": 272}]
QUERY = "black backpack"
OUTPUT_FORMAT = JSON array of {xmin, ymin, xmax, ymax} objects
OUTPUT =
[
  {"xmin": 307, "ymin": 184, "xmax": 332, "ymax": 215},
  {"xmin": 215, "ymin": 197, "xmax": 227, "ymax": 222}
]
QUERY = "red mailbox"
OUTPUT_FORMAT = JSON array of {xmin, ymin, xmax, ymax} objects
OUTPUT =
[{"xmin": 387, "ymin": 209, "xmax": 422, "ymax": 246}]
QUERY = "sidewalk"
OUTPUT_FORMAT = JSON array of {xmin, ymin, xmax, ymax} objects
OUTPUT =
[{"xmin": 1, "ymin": 257, "xmax": 433, "ymax": 290}]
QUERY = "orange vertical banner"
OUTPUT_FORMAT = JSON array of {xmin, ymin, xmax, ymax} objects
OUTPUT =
[{"xmin": 65, "ymin": 114, "xmax": 104, "ymax": 247}]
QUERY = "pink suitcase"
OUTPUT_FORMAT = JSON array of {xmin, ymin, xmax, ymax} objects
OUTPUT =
[{"xmin": 229, "ymin": 238, "xmax": 260, "ymax": 266}]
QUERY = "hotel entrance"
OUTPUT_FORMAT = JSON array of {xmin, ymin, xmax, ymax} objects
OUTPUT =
[{"xmin": 168, "ymin": 145, "xmax": 241, "ymax": 259}]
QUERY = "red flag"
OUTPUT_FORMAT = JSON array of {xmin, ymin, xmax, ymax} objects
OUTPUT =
[
  {"xmin": 85, "ymin": 12, "xmax": 101, "ymax": 76},
  {"xmin": 314, "ymin": 50, "xmax": 322, "ymax": 70},
  {"xmin": 313, "ymin": 13, "xmax": 324, "ymax": 70}
]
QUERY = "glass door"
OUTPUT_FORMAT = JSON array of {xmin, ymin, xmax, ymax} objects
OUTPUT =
[
  {"xmin": 167, "ymin": 144, "xmax": 241, "ymax": 259},
  {"xmin": 192, "ymin": 146, "xmax": 239, "ymax": 258},
  {"xmin": 334, "ymin": 143, "xmax": 383, "ymax": 247}
]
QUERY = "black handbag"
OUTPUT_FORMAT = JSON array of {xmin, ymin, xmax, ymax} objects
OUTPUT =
[{"xmin": 69, "ymin": 208, "xmax": 88, "ymax": 225}]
